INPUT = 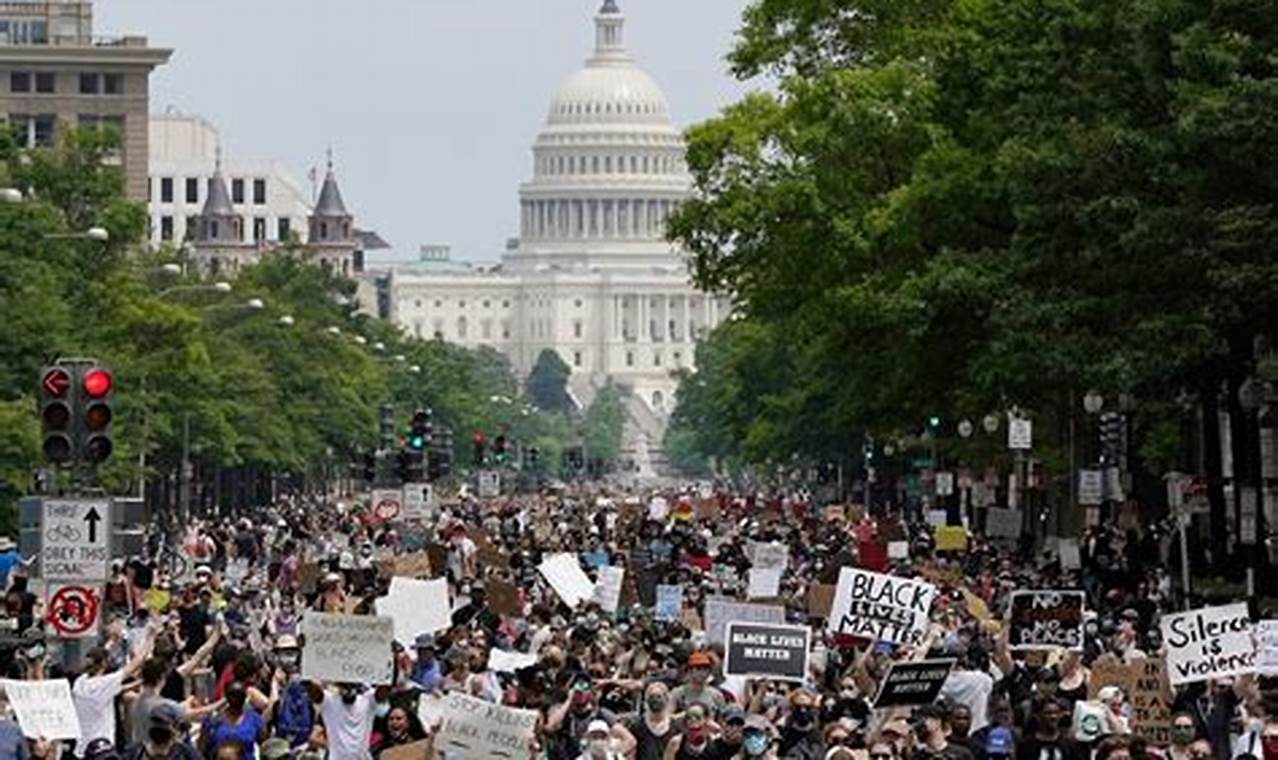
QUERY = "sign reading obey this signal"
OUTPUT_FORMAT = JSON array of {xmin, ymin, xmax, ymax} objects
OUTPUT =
[{"xmin": 42, "ymin": 499, "xmax": 111, "ymax": 582}]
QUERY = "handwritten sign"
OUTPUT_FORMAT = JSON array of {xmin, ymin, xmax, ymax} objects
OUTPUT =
[
  {"xmin": 1089, "ymin": 659, "xmax": 1172, "ymax": 743},
  {"xmin": 538, "ymin": 553, "xmax": 595, "ymax": 608},
  {"xmin": 933, "ymin": 526, "xmax": 967, "ymax": 552},
  {"xmin": 487, "ymin": 649, "xmax": 539, "ymax": 674},
  {"xmin": 704, "ymin": 597, "xmax": 786, "ymax": 645},
  {"xmin": 301, "ymin": 611, "xmax": 394, "ymax": 685},
  {"xmin": 827, "ymin": 567, "xmax": 937, "ymax": 645},
  {"xmin": 1008, "ymin": 591, "xmax": 1085, "ymax": 651},
  {"xmin": 0, "ymin": 678, "xmax": 81, "ymax": 740},
  {"xmin": 436, "ymin": 691, "xmax": 538, "ymax": 759},
  {"xmin": 392, "ymin": 552, "xmax": 434, "ymax": 579},
  {"xmin": 1160, "ymin": 603, "xmax": 1254, "ymax": 685},
  {"xmin": 375, "ymin": 577, "xmax": 452, "ymax": 646},
  {"xmin": 591, "ymin": 566, "xmax": 625, "ymax": 615},
  {"xmin": 380, "ymin": 739, "xmax": 433, "ymax": 760},
  {"xmin": 1257, "ymin": 620, "xmax": 1278, "ymax": 676},
  {"xmin": 655, "ymin": 584, "xmax": 684, "ymax": 622},
  {"xmin": 748, "ymin": 567, "xmax": 782, "ymax": 599}
]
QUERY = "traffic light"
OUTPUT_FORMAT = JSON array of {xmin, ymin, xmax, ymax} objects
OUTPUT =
[
  {"xmin": 81, "ymin": 366, "xmax": 113, "ymax": 463},
  {"xmin": 493, "ymin": 435, "xmax": 508, "ymax": 464},
  {"xmin": 409, "ymin": 408, "xmax": 431, "ymax": 451},
  {"xmin": 928, "ymin": 416, "xmax": 941, "ymax": 430},
  {"xmin": 379, "ymin": 403, "xmax": 395, "ymax": 448},
  {"xmin": 472, "ymin": 431, "xmax": 486, "ymax": 466},
  {"xmin": 528, "ymin": 447, "xmax": 540, "ymax": 469},
  {"xmin": 395, "ymin": 450, "xmax": 411, "ymax": 483},
  {"xmin": 40, "ymin": 366, "xmax": 73, "ymax": 464},
  {"xmin": 1098, "ymin": 412, "xmax": 1126, "ymax": 466}
]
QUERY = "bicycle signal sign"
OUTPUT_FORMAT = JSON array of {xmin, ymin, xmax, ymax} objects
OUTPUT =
[{"xmin": 41, "ymin": 499, "xmax": 111, "ymax": 582}]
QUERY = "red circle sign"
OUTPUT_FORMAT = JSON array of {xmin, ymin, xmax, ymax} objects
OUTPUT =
[
  {"xmin": 374, "ymin": 499, "xmax": 400, "ymax": 521},
  {"xmin": 48, "ymin": 585, "xmax": 99, "ymax": 636}
]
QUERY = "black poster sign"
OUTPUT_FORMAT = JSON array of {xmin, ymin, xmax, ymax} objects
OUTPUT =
[
  {"xmin": 1008, "ymin": 590, "xmax": 1085, "ymax": 651},
  {"xmin": 723, "ymin": 622, "xmax": 811, "ymax": 682},
  {"xmin": 873, "ymin": 658, "xmax": 955, "ymax": 708}
]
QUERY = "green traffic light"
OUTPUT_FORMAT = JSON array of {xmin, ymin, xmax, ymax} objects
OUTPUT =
[{"xmin": 929, "ymin": 416, "xmax": 941, "ymax": 427}]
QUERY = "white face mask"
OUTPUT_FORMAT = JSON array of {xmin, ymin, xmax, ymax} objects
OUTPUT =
[{"xmin": 589, "ymin": 738, "xmax": 611, "ymax": 757}]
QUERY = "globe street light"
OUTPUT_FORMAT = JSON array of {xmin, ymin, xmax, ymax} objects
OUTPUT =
[
  {"xmin": 278, "ymin": 315, "xmax": 295, "ymax": 327},
  {"xmin": 1083, "ymin": 390, "xmax": 1104, "ymax": 415},
  {"xmin": 982, "ymin": 414, "xmax": 1000, "ymax": 434},
  {"xmin": 958, "ymin": 419, "xmax": 974, "ymax": 439},
  {"xmin": 245, "ymin": 298, "xmax": 265, "ymax": 311}
]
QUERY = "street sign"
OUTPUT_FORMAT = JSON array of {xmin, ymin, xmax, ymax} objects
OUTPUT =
[
  {"xmin": 478, "ymin": 470, "xmax": 500, "ymax": 498},
  {"xmin": 935, "ymin": 472, "xmax": 954, "ymax": 497},
  {"xmin": 46, "ymin": 583, "xmax": 101, "ymax": 638},
  {"xmin": 1008, "ymin": 417, "xmax": 1033, "ymax": 450},
  {"xmin": 371, "ymin": 489, "xmax": 402, "ymax": 522},
  {"xmin": 1078, "ymin": 470, "xmax": 1103, "ymax": 505},
  {"xmin": 41, "ymin": 499, "xmax": 111, "ymax": 582},
  {"xmin": 402, "ymin": 483, "xmax": 432, "ymax": 521}
]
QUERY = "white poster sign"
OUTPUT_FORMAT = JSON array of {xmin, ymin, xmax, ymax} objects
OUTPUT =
[
  {"xmin": 935, "ymin": 472, "xmax": 954, "ymax": 497},
  {"xmin": 0, "ymin": 679, "xmax": 81, "ymax": 740},
  {"xmin": 1160, "ymin": 603, "xmax": 1254, "ymax": 685},
  {"xmin": 487, "ymin": 649, "xmax": 540, "ymax": 674},
  {"xmin": 375, "ymin": 576, "xmax": 452, "ymax": 646},
  {"xmin": 655, "ymin": 584, "xmax": 683, "ymax": 622},
  {"xmin": 827, "ymin": 567, "xmax": 937, "ymax": 646},
  {"xmin": 1058, "ymin": 539, "xmax": 1081, "ymax": 570},
  {"xmin": 748, "ymin": 567, "xmax": 782, "ymax": 599},
  {"xmin": 1078, "ymin": 470, "xmax": 1104, "ymax": 506},
  {"xmin": 703, "ymin": 596, "xmax": 786, "ymax": 645},
  {"xmin": 1008, "ymin": 417, "xmax": 1033, "ymax": 450},
  {"xmin": 925, "ymin": 509, "xmax": 948, "ymax": 528},
  {"xmin": 591, "ymin": 565, "xmax": 625, "ymax": 615},
  {"xmin": 538, "ymin": 553, "xmax": 595, "ymax": 608},
  {"xmin": 887, "ymin": 541, "xmax": 910, "ymax": 560},
  {"xmin": 748, "ymin": 541, "xmax": 789, "ymax": 570},
  {"xmin": 436, "ymin": 691, "xmax": 538, "ymax": 759},
  {"xmin": 1255, "ymin": 620, "xmax": 1278, "ymax": 676},
  {"xmin": 301, "ymin": 612, "xmax": 395, "ymax": 685}
]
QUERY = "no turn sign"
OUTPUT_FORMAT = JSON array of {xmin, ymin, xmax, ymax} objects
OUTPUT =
[
  {"xmin": 371, "ymin": 489, "xmax": 402, "ymax": 522},
  {"xmin": 47, "ymin": 583, "xmax": 101, "ymax": 638}
]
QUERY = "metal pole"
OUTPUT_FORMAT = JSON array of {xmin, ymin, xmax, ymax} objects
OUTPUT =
[
  {"xmin": 1068, "ymin": 392, "xmax": 1077, "ymax": 535},
  {"xmin": 180, "ymin": 411, "xmax": 191, "ymax": 523}
]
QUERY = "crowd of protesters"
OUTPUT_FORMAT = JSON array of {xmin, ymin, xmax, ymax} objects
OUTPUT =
[{"xmin": 0, "ymin": 485, "xmax": 1276, "ymax": 760}]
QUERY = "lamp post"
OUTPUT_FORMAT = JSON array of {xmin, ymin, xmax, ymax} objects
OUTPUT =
[{"xmin": 1238, "ymin": 376, "xmax": 1267, "ymax": 596}]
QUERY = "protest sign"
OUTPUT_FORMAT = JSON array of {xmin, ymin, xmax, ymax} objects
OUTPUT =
[
  {"xmin": 934, "ymin": 526, "xmax": 967, "ymax": 552},
  {"xmin": 724, "ymin": 622, "xmax": 811, "ymax": 682},
  {"xmin": 655, "ymin": 584, "xmax": 684, "ymax": 622},
  {"xmin": 0, "ymin": 678, "xmax": 81, "ymax": 740},
  {"xmin": 748, "ymin": 567, "xmax": 782, "ymax": 599},
  {"xmin": 1073, "ymin": 701, "xmax": 1108, "ymax": 743},
  {"xmin": 376, "ymin": 577, "xmax": 452, "ymax": 646},
  {"xmin": 298, "ymin": 562, "xmax": 321, "ymax": 595},
  {"xmin": 476, "ymin": 544, "xmax": 510, "ymax": 570},
  {"xmin": 1089, "ymin": 659, "xmax": 1172, "ymax": 744},
  {"xmin": 1058, "ymin": 539, "xmax": 1081, "ymax": 570},
  {"xmin": 393, "ymin": 552, "xmax": 434, "ymax": 579},
  {"xmin": 425, "ymin": 545, "xmax": 449, "ymax": 576},
  {"xmin": 694, "ymin": 498, "xmax": 721, "ymax": 521},
  {"xmin": 485, "ymin": 579, "xmax": 522, "ymax": 617},
  {"xmin": 827, "ymin": 567, "xmax": 937, "ymax": 646},
  {"xmin": 436, "ymin": 691, "xmax": 538, "ymax": 760},
  {"xmin": 807, "ymin": 583, "xmax": 837, "ymax": 619},
  {"xmin": 985, "ymin": 508, "xmax": 1021, "ymax": 539},
  {"xmin": 1008, "ymin": 591, "xmax": 1085, "ymax": 651},
  {"xmin": 704, "ymin": 596, "xmax": 786, "ymax": 645},
  {"xmin": 1257, "ymin": 620, "xmax": 1278, "ymax": 676},
  {"xmin": 748, "ymin": 541, "xmax": 789, "ymax": 570},
  {"xmin": 872, "ymin": 659, "xmax": 956, "ymax": 708},
  {"xmin": 961, "ymin": 588, "xmax": 992, "ymax": 623},
  {"xmin": 887, "ymin": 541, "xmax": 910, "ymax": 560},
  {"xmin": 926, "ymin": 510, "xmax": 949, "ymax": 528},
  {"xmin": 823, "ymin": 505, "xmax": 846, "ymax": 522},
  {"xmin": 301, "ymin": 612, "xmax": 394, "ymax": 685},
  {"xmin": 380, "ymin": 739, "xmax": 434, "ymax": 760},
  {"xmin": 538, "ymin": 553, "xmax": 595, "ymax": 608},
  {"xmin": 487, "ymin": 649, "xmax": 539, "ymax": 673},
  {"xmin": 1160, "ymin": 602, "xmax": 1254, "ymax": 685},
  {"xmin": 591, "ymin": 566, "xmax": 625, "ymax": 615}
]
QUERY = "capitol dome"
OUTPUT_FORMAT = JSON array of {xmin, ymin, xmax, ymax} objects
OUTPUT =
[{"xmin": 517, "ymin": 0, "xmax": 691, "ymax": 255}]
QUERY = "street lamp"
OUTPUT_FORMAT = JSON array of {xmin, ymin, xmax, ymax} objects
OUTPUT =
[
  {"xmin": 44, "ymin": 226, "xmax": 108, "ymax": 242},
  {"xmin": 408, "ymin": 365, "xmax": 421, "ymax": 374},
  {"xmin": 156, "ymin": 281, "xmax": 232, "ymax": 299},
  {"xmin": 278, "ymin": 315, "xmax": 295, "ymax": 327},
  {"xmin": 373, "ymin": 342, "xmax": 386, "ymax": 352},
  {"xmin": 1083, "ymin": 390, "xmax": 1104, "ymax": 415},
  {"xmin": 245, "ymin": 298, "xmax": 265, "ymax": 311},
  {"xmin": 957, "ymin": 419, "xmax": 974, "ymax": 439},
  {"xmin": 0, "ymin": 188, "xmax": 22, "ymax": 203},
  {"xmin": 982, "ymin": 413, "xmax": 1000, "ymax": 434},
  {"xmin": 159, "ymin": 263, "xmax": 182, "ymax": 277}
]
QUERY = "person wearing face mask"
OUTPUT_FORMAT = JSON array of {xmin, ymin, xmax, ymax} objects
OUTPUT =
[
  {"xmin": 912, "ymin": 704, "xmax": 974, "ymax": 760},
  {"xmin": 123, "ymin": 703, "xmax": 201, "ymax": 760},
  {"xmin": 314, "ymin": 683, "xmax": 390, "ymax": 760},
  {"xmin": 1165, "ymin": 713, "xmax": 1201, "ymax": 760},
  {"xmin": 671, "ymin": 653, "xmax": 728, "ymax": 715},
  {"xmin": 779, "ymin": 690, "xmax": 822, "ymax": 759},
  {"xmin": 616, "ymin": 681, "xmax": 679, "ymax": 760},
  {"xmin": 546, "ymin": 676, "xmax": 619, "ymax": 759},
  {"xmin": 579, "ymin": 720, "xmax": 624, "ymax": 760},
  {"xmin": 273, "ymin": 637, "xmax": 313, "ymax": 749},
  {"xmin": 199, "ymin": 682, "xmax": 266, "ymax": 760},
  {"xmin": 75, "ymin": 627, "xmax": 158, "ymax": 758},
  {"xmin": 663, "ymin": 703, "xmax": 717, "ymax": 759},
  {"xmin": 741, "ymin": 715, "xmax": 778, "ymax": 759}
]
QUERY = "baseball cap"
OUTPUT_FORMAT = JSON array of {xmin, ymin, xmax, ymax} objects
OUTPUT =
[
  {"xmin": 986, "ymin": 727, "xmax": 1014, "ymax": 756},
  {"xmin": 586, "ymin": 719, "xmax": 611, "ymax": 737},
  {"xmin": 84, "ymin": 738, "xmax": 118, "ymax": 760},
  {"xmin": 261, "ymin": 738, "xmax": 292, "ymax": 760},
  {"xmin": 414, "ymin": 632, "xmax": 437, "ymax": 650},
  {"xmin": 744, "ymin": 714, "xmax": 771, "ymax": 733},
  {"xmin": 721, "ymin": 706, "xmax": 746, "ymax": 725},
  {"xmin": 688, "ymin": 651, "xmax": 712, "ymax": 668}
]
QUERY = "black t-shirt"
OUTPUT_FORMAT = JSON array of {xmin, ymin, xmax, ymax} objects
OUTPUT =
[
  {"xmin": 916, "ymin": 742, "xmax": 977, "ymax": 760},
  {"xmin": 160, "ymin": 668, "xmax": 187, "ymax": 702},
  {"xmin": 179, "ymin": 605, "xmax": 212, "ymax": 655},
  {"xmin": 621, "ymin": 714, "xmax": 681, "ymax": 760}
]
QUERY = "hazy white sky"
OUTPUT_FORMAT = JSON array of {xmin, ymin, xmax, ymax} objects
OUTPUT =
[{"xmin": 97, "ymin": 0, "xmax": 757, "ymax": 262}]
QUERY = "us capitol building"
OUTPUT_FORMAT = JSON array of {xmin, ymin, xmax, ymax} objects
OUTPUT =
[{"xmin": 383, "ymin": 0, "xmax": 730, "ymax": 471}]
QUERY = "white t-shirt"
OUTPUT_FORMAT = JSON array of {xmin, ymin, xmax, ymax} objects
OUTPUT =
[
  {"xmin": 73, "ymin": 670, "xmax": 125, "ymax": 756},
  {"xmin": 320, "ymin": 690, "xmax": 377, "ymax": 760},
  {"xmin": 939, "ymin": 669, "xmax": 994, "ymax": 734}
]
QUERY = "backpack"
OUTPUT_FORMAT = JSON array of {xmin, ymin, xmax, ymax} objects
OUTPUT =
[{"xmin": 275, "ymin": 680, "xmax": 313, "ymax": 747}]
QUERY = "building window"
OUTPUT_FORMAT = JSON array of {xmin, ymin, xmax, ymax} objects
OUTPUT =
[
  {"xmin": 185, "ymin": 216, "xmax": 197, "ymax": 241},
  {"xmin": 185, "ymin": 177, "xmax": 198, "ymax": 204},
  {"xmin": 654, "ymin": 352, "xmax": 663, "ymax": 367},
  {"xmin": 253, "ymin": 178, "xmax": 266, "ymax": 204},
  {"xmin": 458, "ymin": 300, "xmax": 466, "ymax": 308},
  {"xmin": 231, "ymin": 178, "xmax": 244, "ymax": 204},
  {"xmin": 319, "ymin": 221, "xmax": 328, "ymax": 238},
  {"xmin": 573, "ymin": 321, "xmax": 583, "ymax": 338},
  {"xmin": 574, "ymin": 299, "xmax": 583, "ymax": 308},
  {"xmin": 483, "ymin": 300, "xmax": 490, "ymax": 308},
  {"xmin": 626, "ymin": 351, "xmax": 635, "ymax": 367},
  {"xmin": 434, "ymin": 300, "xmax": 442, "ymax": 308},
  {"xmin": 433, "ymin": 319, "xmax": 443, "ymax": 338},
  {"xmin": 414, "ymin": 299, "xmax": 422, "ymax": 309},
  {"xmin": 34, "ymin": 72, "xmax": 53, "ymax": 93},
  {"xmin": 502, "ymin": 300, "xmax": 510, "ymax": 308},
  {"xmin": 103, "ymin": 74, "xmax": 123, "ymax": 95},
  {"xmin": 79, "ymin": 73, "xmax": 99, "ymax": 94},
  {"xmin": 253, "ymin": 217, "xmax": 266, "ymax": 242},
  {"xmin": 501, "ymin": 322, "xmax": 511, "ymax": 339},
  {"xmin": 278, "ymin": 217, "xmax": 291, "ymax": 240},
  {"xmin": 457, "ymin": 317, "xmax": 468, "ymax": 339},
  {"xmin": 160, "ymin": 177, "xmax": 173, "ymax": 203},
  {"xmin": 209, "ymin": 220, "xmax": 220, "ymax": 239},
  {"xmin": 674, "ymin": 351, "xmax": 683, "ymax": 365},
  {"xmin": 573, "ymin": 351, "xmax": 583, "ymax": 367},
  {"xmin": 160, "ymin": 216, "xmax": 173, "ymax": 241},
  {"xmin": 9, "ymin": 72, "xmax": 28, "ymax": 92},
  {"xmin": 414, "ymin": 322, "xmax": 423, "ymax": 338}
]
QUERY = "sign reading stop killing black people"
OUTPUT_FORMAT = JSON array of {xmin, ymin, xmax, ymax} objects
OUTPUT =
[
  {"xmin": 873, "ymin": 659, "xmax": 956, "ymax": 708},
  {"xmin": 1008, "ymin": 590, "xmax": 1086, "ymax": 651},
  {"xmin": 826, "ymin": 567, "xmax": 938, "ymax": 645},
  {"xmin": 724, "ymin": 622, "xmax": 811, "ymax": 682},
  {"xmin": 1160, "ymin": 602, "xmax": 1255, "ymax": 686}
]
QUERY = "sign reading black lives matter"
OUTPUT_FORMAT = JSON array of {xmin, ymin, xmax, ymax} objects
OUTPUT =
[
  {"xmin": 873, "ymin": 659, "xmax": 956, "ymax": 708},
  {"xmin": 724, "ymin": 622, "xmax": 811, "ymax": 682},
  {"xmin": 1008, "ymin": 590, "xmax": 1086, "ymax": 651},
  {"xmin": 826, "ymin": 567, "xmax": 938, "ymax": 645}
]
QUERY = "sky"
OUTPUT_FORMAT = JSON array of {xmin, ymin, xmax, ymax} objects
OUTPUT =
[{"xmin": 97, "ymin": 0, "xmax": 758, "ymax": 263}]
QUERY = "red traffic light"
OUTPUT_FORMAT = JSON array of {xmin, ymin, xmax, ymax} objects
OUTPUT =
[
  {"xmin": 82, "ymin": 368, "xmax": 112, "ymax": 398},
  {"xmin": 41, "ymin": 368, "xmax": 70, "ymax": 398}
]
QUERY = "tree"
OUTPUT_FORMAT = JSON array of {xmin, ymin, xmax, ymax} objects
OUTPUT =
[
  {"xmin": 582, "ymin": 384, "xmax": 626, "ymax": 466},
  {"xmin": 526, "ymin": 349, "xmax": 574, "ymax": 414}
]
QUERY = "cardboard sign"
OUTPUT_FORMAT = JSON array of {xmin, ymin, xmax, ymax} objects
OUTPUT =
[
  {"xmin": 476, "ymin": 544, "xmax": 510, "ymax": 570},
  {"xmin": 1161, "ymin": 603, "xmax": 1255, "ymax": 685},
  {"xmin": 375, "ymin": 577, "xmax": 452, "ymax": 646},
  {"xmin": 436, "ymin": 691, "xmax": 538, "ymax": 760},
  {"xmin": 591, "ymin": 566, "xmax": 625, "ymax": 615},
  {"xmin": 723, "ymin": 622, "xmax": 811, "ymax": 682},
  {"xmin": 393, "ymin": 552, "xmax": 434, "ymax": 579},
  {"xmin": 985, "ymin": 508, "xmax": 1021, "ymax": 539},
  {"xmin": 380, "ymin": 739, "xmax": 434, "ymax": 760},
  {"xmin": 298, "ymin": 562, "xmax": 321, "ymax": 595},
  {"xmin": 704, "ymin": 596, "xmax": 786, "ymax": 645},
  {"xmin": 485, "ymin": 579, "xmax": 522, "ymax": 618},
  {"xmin": 1058, "ymin": 539, "xmax": 1081, "ymax": 570},
  {"xmin": 934, "ymin": 526, "xmax": 967, "ymax": 552},
  {"xmin": 1089, "ymin": 659, "xmax": 1173, "ymax": 744},
  {"xmin": 748, "ymin": 567, "xmax": 782, "ymax": 599},
  {"xmin": 301, "ymin": 611, "xmax": 394, "ymax": 685},
  {"xmin": 425, "ymin": 545, "xmax": 449, "ymax": 575},
  {"xmin": 538, "ymin": 553, "xmax": 595, "ymax": 608},
  {"xmin": 1008, "ymin": 591, "xmax": 1085, "ymax": 651},
  {"xmin": 0, "ymin": 678, "xmax": 81, "ymax": 740},
  {"xmin": 872, "ymin": 659, "xmax": 955, "ymax": 708},
  {"xmin": 807, "ymin": 583, "xmax": 837, "ymax": 619},
  {"xmin": 1257, "ymin": 620, "xmax": 1278, "ymax": 676},
  {"xmin": 655, "ymin": 584, "xmax": 684, "ymax": 622},
  {"xmin": 827, "ymin": 567, "xmax": 937, "ymax": 645},
  {"xmin": 961, "ymin": 588, "xmax": 992, "ymax": 622},
  {"xmin": 694, "ymin": 499, "xmax": 721, "ymax": 521}
]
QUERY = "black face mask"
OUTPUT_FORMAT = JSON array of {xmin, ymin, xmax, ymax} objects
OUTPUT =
[
  {"xmin": 341, "ymin": 690, "xmax": 358, "ymax": 705},
  {"xmin": 791, "ymin": 707, "xmax": 815, "ymax": 727},
  {"xmin": 148, "ymin": 725, "xmax": 174, "ymax": 748}
]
